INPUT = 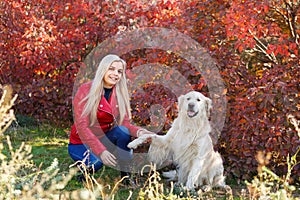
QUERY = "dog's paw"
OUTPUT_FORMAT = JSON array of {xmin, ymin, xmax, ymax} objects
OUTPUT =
[
  {"xmin": 223, "ymin": 185, "xmax": 232, "ymax": 193},
  {"xmin": 128, "ymin": 134, "xmax": 156, "ymax": 149},
  {"xmin": 212, "ymin": 183, "xmax": 232, "ymax": 194},
  {"xmin": 127, "ymin": 140, "xmax": 141, "ymax": 149},
  {"xmin": 201, "ymin": 185, "xmax": 212, "ymax": 192},
  {"xmin": 185, "ymin": 180, "xmax": 196, "ymax": 191}
]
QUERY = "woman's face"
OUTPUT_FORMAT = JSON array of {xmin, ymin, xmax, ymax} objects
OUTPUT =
[{"xmin": 103, "ymin": 61, "xmax": 124, "ymax": 88}]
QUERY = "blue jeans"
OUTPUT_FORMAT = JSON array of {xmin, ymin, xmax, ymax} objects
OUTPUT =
[{"xmin": 68, "ymin": 126, "xmax": 133, "ymax": 172}]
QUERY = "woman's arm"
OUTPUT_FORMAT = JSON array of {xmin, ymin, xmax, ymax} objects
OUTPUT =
[
  {"xmin": 121, "ymin": 114, "xmax": 140, "ymax": 137},
  {"xmin": 121, "ymin": 114, "xmax": 156, "ymax": 137},
  {"xmin": 73, "ymin": 84, "xmax": 107, "ymax": 156}
]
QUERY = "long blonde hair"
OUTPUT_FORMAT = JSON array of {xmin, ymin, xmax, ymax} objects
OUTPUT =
[{"xmin": 80, "ymin": 54, "xmax": 131, "ymax": 126}]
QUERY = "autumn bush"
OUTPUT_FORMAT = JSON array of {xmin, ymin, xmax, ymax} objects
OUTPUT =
[
  {"xmin": 245, "ymin": 115, "xmax": 300, "ymax": 200},
  {"xmin": 219, "ymin": 1, "xmax": 300, "ymax": 181},
  {"xmin": 1, "ymin": 0, "xmax": 299, "ymax": 183}
]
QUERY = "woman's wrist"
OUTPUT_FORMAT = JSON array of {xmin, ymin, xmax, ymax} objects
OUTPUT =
[{"xmin": 137, "ymin": 129, "xmax": 145, "ymax": 137}]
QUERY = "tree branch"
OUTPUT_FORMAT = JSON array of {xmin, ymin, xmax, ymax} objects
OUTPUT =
[
  {"xmin": 249, "ymin": 30, "xmax": 278, "ymax": 65},
  {"xmin": 272, "ymin": 1, "xmax": 299, "ymax": 45}
]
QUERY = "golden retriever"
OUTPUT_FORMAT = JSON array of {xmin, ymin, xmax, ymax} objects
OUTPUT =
[{"xmin": 128, "ymin": 91, "xmax": 230, "ymax": 191}]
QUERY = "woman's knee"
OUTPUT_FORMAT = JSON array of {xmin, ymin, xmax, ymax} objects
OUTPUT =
[
  {"xmin": 68, "ymin": 144, "xmax": 86, "ymax": 161},
  {"xmin": 118, "ymin": 126, "xmax": 129, "ymax": 134},
  {"xmin": 116, "ymin": 126, "xmax": 131, "ymax": 141}
]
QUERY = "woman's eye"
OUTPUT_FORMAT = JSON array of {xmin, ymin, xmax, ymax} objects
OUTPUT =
[{"xmin": 118, "ymin": 70, "xmax": 123, "ymax": 74}]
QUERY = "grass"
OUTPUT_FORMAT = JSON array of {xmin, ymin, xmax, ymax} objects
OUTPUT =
[
  {"xmin": 1, "ymin": 124, "xmax": 243, "ymax": 199},
  {"xmin": 4, "ymin": 125, "xmax": 70, "ymax": 171},
  {"xmin": 3, "ymin": 122, "xmax": 299, "ymax": 200},
  {"xmin": 2, "ymin": 124, "xmax": 146, "ymax": 199}
]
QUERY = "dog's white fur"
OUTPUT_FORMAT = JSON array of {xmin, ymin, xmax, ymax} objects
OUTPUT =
[{"xmin": 128, "ymin": 91, "xmax": 230, "ymax": 191}]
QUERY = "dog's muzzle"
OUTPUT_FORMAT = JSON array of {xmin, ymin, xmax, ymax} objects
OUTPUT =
[{"xmin": 187, "ymin": 103, "xmax": 199, "ymax": 118}]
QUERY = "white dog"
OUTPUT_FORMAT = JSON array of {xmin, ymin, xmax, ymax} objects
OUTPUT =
[{"xmin": 128, "ymin": 91, "xmax": 230, "ymax": 191}]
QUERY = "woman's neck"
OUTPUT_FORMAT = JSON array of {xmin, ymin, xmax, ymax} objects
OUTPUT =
[{"xmin": 104, "ymin": 87, "xmax": 113, "ymax": 101}]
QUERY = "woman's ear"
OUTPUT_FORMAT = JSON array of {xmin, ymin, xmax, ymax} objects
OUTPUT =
[
  {"xmin": 205, "ymin": 98, "xmax": 212, "ymax": 118},
  {"xmin": 177, "ymin": 95, "xmax": 184, "ymax": 113}
]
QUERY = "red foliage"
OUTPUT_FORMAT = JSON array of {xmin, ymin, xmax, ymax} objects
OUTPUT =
[
  {"xmin": 220, "ymin": 0, "xmax": 300, "ymax": 180},
  {"xmin": 1, "ymin": 0, "xmax": 299, "ymax": 181}
]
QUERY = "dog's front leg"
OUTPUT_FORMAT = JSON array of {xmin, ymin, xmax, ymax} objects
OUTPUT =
[
  {"xmin": 186, "ymin": 159, "xmax": 203, "ymax": 190},
  {"xmin": 148, "ymin": 135, "xmax": 171, "ymax": 165}
]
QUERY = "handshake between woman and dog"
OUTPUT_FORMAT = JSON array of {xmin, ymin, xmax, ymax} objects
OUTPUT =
[{"xmin": 128, "ymin": 91, "xmax": 231, "ymax": 192}]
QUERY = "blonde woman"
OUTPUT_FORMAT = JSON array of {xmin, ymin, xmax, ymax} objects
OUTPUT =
[{"xmin": 68, "ymin": 54, "xmax": 153, "ymax": 184}]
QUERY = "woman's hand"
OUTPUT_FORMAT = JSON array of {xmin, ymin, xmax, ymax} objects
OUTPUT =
[
  {"xmin": 137, "ymin": 129, "xmax": 156, "ymax": 146},
  {"xmin": 100, "ymin": 150, "xmax": 117, "ymax": 167}
]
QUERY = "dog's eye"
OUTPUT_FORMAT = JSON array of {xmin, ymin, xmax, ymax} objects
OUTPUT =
[
  {"xmin": 187, "ymin": 97, "xmax": 190, "ymax": 101},
  {"xmin": 197, "ymin": 98, "xmax": 201, "ymax": 102}
]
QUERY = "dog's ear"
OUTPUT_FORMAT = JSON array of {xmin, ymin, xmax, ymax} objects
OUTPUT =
[
  {"xmin": 205, "ymin": 98, "xmax": 212, "ymax": 118},
  {"xmin": 177, "ymin": 95, "xmax": 185, "ymax": 112}
]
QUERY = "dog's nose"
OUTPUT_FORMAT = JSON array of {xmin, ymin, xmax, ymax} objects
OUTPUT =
[{"xmin": 188, "ymin": 103, "xmax": 195, "ymax": 110}]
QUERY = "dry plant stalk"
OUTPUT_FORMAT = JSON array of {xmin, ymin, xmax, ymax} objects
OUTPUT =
[
  {"xmin": 138, "ymin": 164, "xmax": 177, "ymax": 200},
  {"xmin": 288, "ymin": 115, "xmax": 300, "ymax": 138},
  {"xmin": 69, "ymin": 158, "xmax": 128, "ymax": 200},
  {"xmin": 0, "ymin": 84, "xmax": 92, "ymax": 199},
  {"xmin": 0, "ymin": 84, "xmax": 17, "ymax": 135}
]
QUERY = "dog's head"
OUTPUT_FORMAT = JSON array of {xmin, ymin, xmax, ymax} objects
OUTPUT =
[{"xmin": 178, "ymin": 91, "xmax": 212, "ymax": 119}]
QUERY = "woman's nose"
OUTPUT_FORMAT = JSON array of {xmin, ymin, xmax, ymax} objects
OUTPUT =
[{"xmin": 113, "ymin": 70, "xmax": 119, "ymax": 75}]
